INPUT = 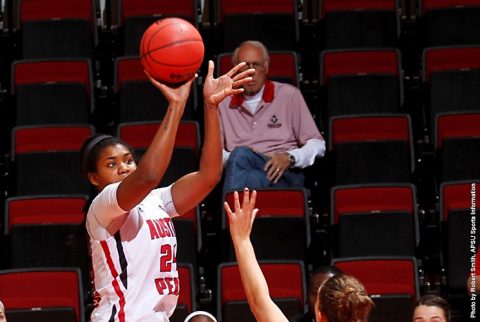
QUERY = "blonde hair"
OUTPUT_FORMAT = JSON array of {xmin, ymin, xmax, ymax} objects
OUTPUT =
[{"xmin": 318, "ymin": 274, "xmax": 374, "ymax": 322}]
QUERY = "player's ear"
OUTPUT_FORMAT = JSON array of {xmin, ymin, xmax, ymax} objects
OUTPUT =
[
  {"xmin": 88, "ymin": 172, "xmax": 100, "ymax": 186},
  {"xmin": 314, "ymin": 297, "xmax": 324, "ymax": 322}
]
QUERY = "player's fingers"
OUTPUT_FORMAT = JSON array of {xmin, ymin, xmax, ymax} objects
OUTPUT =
[
  {"xmin": 233, "ymin": 191, "xmax": 241, "ymax": 212},
  {"xmin": 228, "ymin": 62, "xmax": 247, "ymax": 77},
  {"xmin": 233, "ymin": 77, "xmax": 253, "ymax": 88},
  {"xmin": 232, "ymin": 69, "xmax": 255, "ymax": 82},
  {"xmin": 224, "ymin": 201, "xmax": 233, "ymax": 217},
  {"xmin": 206, "ymin": 60, "xmax": 214, "ymax": 79},
  {"xmin": 228, "ymin": 88, "xmax": 245, "ymax": 96},
  {"xmin": 242, "ymin": 188, "xmax": 250, "ymax": 209},
  {"xmin": 249, "ymin": 190, "xmax": 257, "ymax": 209},
  {"xmin": 252, "ymin": 208, "xmax": 259, "ymax": 223}
]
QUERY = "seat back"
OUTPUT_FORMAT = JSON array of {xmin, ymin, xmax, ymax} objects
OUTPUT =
[
  {"xmin": 172, "ymin": 207, "xmax": 202, "ymax": 272},
  {"xmin": 222, "ymin": 188, "xmax": 310, "ymax": 262},
  {"xmin": 217, "ymin": 260, "xmax": 306, "ymax": 322},
  {"xmin": 440, "ymin": 181, "xmax": 480, "ymax": 291},
  {"xmin": 19, "ymin": 0, "xmax": 97, "ymax": 59},
  {"xmin": 320, "ymin": 0, "xmax": 400, "ymax": 49},
  {"xmin": 329, "ymin": 114, "xmax": 414, "ymax": 185},
  {"xmin": 117, "ymin": 121, "xmax": 200, "ymax": 186},
  {"xmin": 422, "ymin": 46, "xmax": 480, "ymax": 131},
  {"xmin": 332, "ymin": 256, "xmax": 420, "ymax": 300},
  {"xmin": 420, "ymin": 0, "xmax": 480, "ymax": 47},
  {"xmin": 169, "ymin": 264, "xmax": 196, "ymax": 322},
  {"xmin": 114, "ymin": 56, "xmax": 197, "ymax": 122},
  {"xmin": 118, "ymin": 0, "xmax": 198, "ymax": 55},
  {"xmin": 320, "ymin": 49, "xmax": 403, "ymax": 120},
  {"xmin": 216, "ymin": 0, "xmax": 299, "ymax": 51},
  {"xmin": 0, "ymin": 268, "xmax": 85, "ymax": 322},
  {"xmin": 331, "ymin": 184, "xmax": 418, "ymax": 258},
  {"xmin": 435, "ymin": 112, "xmax": 480, "ymax": 182},
  {"xmin": 12, "ymin": 125, "xmax": 94, "ymax": 195},
  {"xmin": 12, "ymin": 59, "xmax": 94, "ymax": 125}
]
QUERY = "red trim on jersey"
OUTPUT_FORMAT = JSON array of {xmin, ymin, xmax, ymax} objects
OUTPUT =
[{"xmin": 101, "ymin": 240, "xmax": 126, "ymax": 322}]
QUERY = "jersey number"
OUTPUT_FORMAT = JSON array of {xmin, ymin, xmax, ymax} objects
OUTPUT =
[
  {"xmin": 155, "ymin": 244, "xmax": 179, "ymax": 295},
  {"xmin": 160, "ymin": 244, "xmax": 176, "ymax": 272}
]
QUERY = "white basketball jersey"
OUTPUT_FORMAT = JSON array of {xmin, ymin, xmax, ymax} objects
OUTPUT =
[{"xmin": 87, "ymin": 183, "xmax": 179, "ymax": 322}]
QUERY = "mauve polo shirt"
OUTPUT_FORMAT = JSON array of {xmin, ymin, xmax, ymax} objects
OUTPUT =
[{"xmin": 219, "ymin": 80, "xmax": 324, "ymax": 155}]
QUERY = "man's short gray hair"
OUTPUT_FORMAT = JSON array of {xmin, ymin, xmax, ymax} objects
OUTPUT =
[{"xmin": 231, "ymin": 40, "xmax": 270, "ymax": 65}]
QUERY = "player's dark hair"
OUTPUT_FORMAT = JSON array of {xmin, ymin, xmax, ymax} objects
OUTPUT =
[
  {"xmin": 79, "ymin": 134, "xmax": 135, "ymax": 212},
  {"xmin": 80, "ymin": 134, "xmax": 134, "ymax": 177},
  {"xmin": 414, "ymin": 295, "xmax": 451, "ymax": 321}
]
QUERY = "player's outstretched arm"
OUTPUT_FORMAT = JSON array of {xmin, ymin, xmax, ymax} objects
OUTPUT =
[
  {"xmin": 116, "ymin": 76, "xmax": 195, "ymax": 211},
  {"xmin": 172, "ymin": 61, "xmax": 254, "ymax": 215},
  {"xmin": 224, "ymin": 189, "xmax": 289, "ymax": 322}
]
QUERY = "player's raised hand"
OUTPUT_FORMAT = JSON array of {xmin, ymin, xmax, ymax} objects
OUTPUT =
[
  {"xmin": 203, "ymin": 60, "xmax": 254, "ymax": 106},
  {"xmin": 224, "ymin": 188, "xmax": 258, "ymax": 243},
  {"xmin": 146, "ymin": 71, "xmax": 196, "ymax": 107}
]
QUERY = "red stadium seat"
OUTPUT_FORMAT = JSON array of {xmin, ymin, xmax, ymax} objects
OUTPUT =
[
  {"xmin": 434, "ymin": 112, "xmax": 480, "ymax": 183},
  {"xmin": 330, "ymin": 184, "xmax": 418, "ymax": 258},
  {"xmin": 18, "ymin": 0, "xmax": 97, "ymax": 59},
  {"xmin": 117, "ymin": 120, "xmax": 200, "ymax": 186},
  {"xmin": 11, "ymin": 124, "xmax": 94, "ymax": 196},
  {"xmin": 114, "ymin": 56, "xmax": 197, "ymax": 123},
  {"xmin": 215, "ymin": 0, "xmax": 299, "ymax": 51},
  {"xmin": 422, "ymin": 46, "xmax": 480, "ymax": 133},
  {"xmin": 222, "ymin": 188, "xmax": 310, "ymax": 263},
  {"xmin": 115, "ymin": 0, "xmax": 198, "ymax": 55},
  {"xmin": 419, "ymin": 0, "xmax": 480, "ymax": 47},
  {"xmin": 320, "ymin": 0, "xmax": 400, "ymax": 49},
  {"xmin": 170, "ymin": 264, "xmax": 197, "ymax": 322},
  {"xmin": 0, "ymin": 268, "xmax": 85, "ymax": 322},
  {"xmin": 11, "ymin": 59, "xmax": 94, "ymax": 126},
  {"xmin": 329, "ymin": 114, "xmax": 414, "ymax": 185},
  {"xmin": 217, "ymin": 260, "xmax": 306, "ymax": 322},
  {"xmin": 320, "ymin": 48, "xmax": 403, "ymax": 123},
  {"xmin": 4, "ymin": 195, "xmax": 90, "ymax": 300}
]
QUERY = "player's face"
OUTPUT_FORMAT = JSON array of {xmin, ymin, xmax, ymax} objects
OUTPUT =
[
  {"xmin": 0, "ymin": 305, "xmax": 6, "ymax": 322},
  {"xmin": 237, "ymin": 44, "xmax": 268, "ymax": 96},
  {"xmin": 412, "ymin": 305, "xmax": 447, "ymax": 322},
  {"xmin": 88, "ymin": 144, "xmax": 137, "ymax": 192}
]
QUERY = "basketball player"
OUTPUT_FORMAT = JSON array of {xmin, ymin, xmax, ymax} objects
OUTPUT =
[
  {"xmin": 224, "ymin": 189, "xmax": 373, "ymax": 322},
  {"xmin": 81, "ymin": 61, "xmax": 254, "ymax": 322},
  {"xmin": 0, "ymin": 300, "xmax": 6, "ymax": 322},
  {"xmin": 184, "ymin": 311, "xmax": 217, "ymax": 322}
]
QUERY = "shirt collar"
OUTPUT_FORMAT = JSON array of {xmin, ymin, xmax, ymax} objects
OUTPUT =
[{"xmin": 230, "ymin": 79, "xmax": 275, "ymax": 107}]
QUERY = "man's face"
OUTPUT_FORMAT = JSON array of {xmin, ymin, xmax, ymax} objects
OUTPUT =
[{"xmin": 236, "ymin": 44, "xmax": 268, "ymax": 96}]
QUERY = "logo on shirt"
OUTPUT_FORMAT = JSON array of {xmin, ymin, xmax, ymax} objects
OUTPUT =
[{"xmin": 267, "ymin": 114, "xmax": 282, "ymax": 128}]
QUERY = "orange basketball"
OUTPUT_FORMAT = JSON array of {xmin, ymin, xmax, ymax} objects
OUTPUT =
[{"xmin": 140, "ymin": 17, "xmax": 204, "ymax": 84}]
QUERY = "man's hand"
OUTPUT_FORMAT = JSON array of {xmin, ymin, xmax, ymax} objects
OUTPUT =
[{"xmin": 264, "ymin": 152, "xmax": 292, "ymax": 183}]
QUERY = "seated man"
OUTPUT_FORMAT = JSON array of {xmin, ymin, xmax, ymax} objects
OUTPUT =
[{"xmin": 219, "ymin": 40, "xmax": 325, "ymax": 192}]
